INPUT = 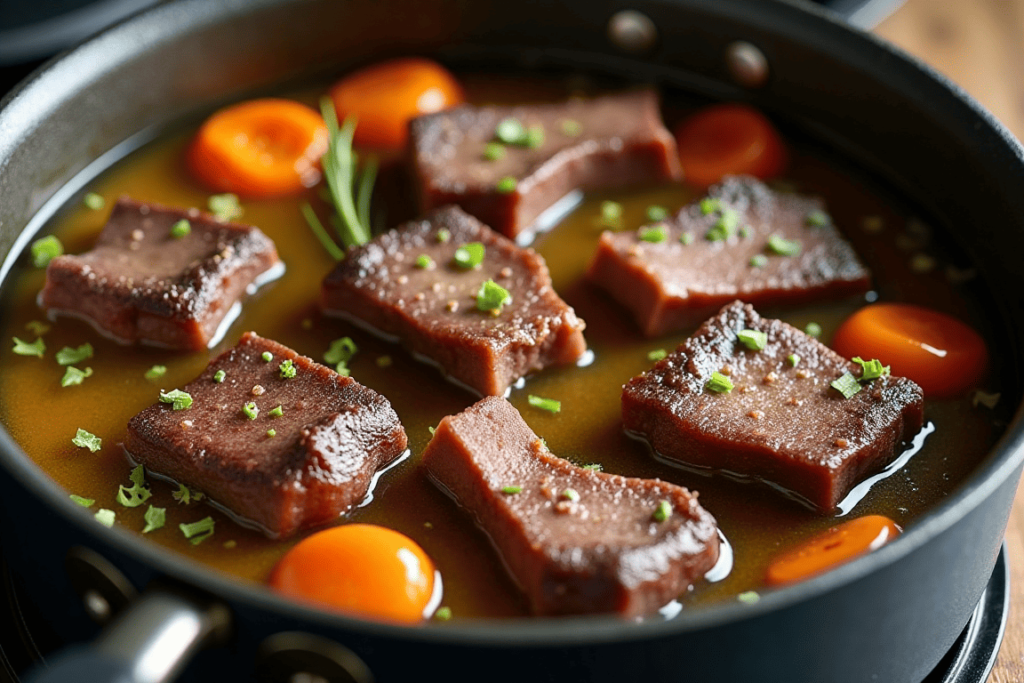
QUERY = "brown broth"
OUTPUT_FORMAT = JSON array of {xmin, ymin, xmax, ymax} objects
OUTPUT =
[{"xmin": 0, "ymin": 77, "xmax": 1005, "ymax": 619}]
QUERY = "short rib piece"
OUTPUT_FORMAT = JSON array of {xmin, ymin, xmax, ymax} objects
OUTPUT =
[
  {"xmin": 410, "ymin": 89, "xmax": 682, "ymax": 240},
  {"xmin": 422, "ymin": 396, "xmax": 719, "ymax": 617},
  {"xmin": 41, "ymin": 197, "xmax": 280, "ymax": 350},
  {"xmin": 622, "ymin": 301, "xmax": 924, "ymax": 512},
  {"xmin": 587, "ymin": 176, "xmax": 871, "ymax": 336},
  {"xmin": 321, "ymin": 205, "xmax": 587, "ymax": 397},
  {"xmin": 124, "ymin": 332, "xmax": 408, "ymax": 538}
]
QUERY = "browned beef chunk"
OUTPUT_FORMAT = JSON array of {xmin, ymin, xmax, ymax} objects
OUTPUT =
[
  {"xmin": 410, "ymin": 89, "xmax": 682, "ymax": 240},
  {"xmin": 587, "ymin": 176, "xmax": 871, "ymax": 336},
  {"xmin": 321, "ymin": 205, "xmax": 587, "ymax": 397},
  {"xmin": 124, "ymin": 332, "xmax": 407, "ymax": 538},
  {"xmin": 41, "ymin": 197, "xmax": 280, "ymax": 350},
  {"xmin": 422, "ymin": 396, "xmax": 719, "ymax": 617},
  {"xmin": 622, "ymin": 301, "xmax": 924, "ymax": 512}
]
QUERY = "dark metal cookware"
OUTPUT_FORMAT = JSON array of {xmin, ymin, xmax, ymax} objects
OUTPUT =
[{"xmin": 0, "ymin": 1, "xmax": 1022, "ymax": 681}]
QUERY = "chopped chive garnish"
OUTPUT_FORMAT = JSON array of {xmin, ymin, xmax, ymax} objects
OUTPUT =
[
  {"xmin": 705, "ymin": 371, "xmax": 734, "ymax": 394},
  {"xmin": 582, "ymin": 463, "xmax": 603, "ymax": 472},
  {"xmin": 452, "ymin": 242, "xmax": 485, "ymax": 269},
  {"xmin": 267, "ymin": 429, "xmax": 277, "ymax": 438},
  {"xmin": 376, "ymin": 355, "xmax": 392, "ymax": 368},
  {"xmin": 55, "ymin": 343, "xmax": 93, "ymax": 366},
  {"xmin": 600, "ymin": 200, "xmax": 623, "ymax": 229},
  {"xmin": 325, "ymin": 337, "xmax": 358, "ymax": 374},
  {"xmin": 679, "ymin": 232, "xmax": 694, "ymax": 245},
  {"xmin": 525, "ymin": 124, "xmax": 545, "ymax": 148},
  {"xmin": 788, "ymin": 354, "xmax": 801, "ymax": 367},
  {"xmin": 242, "ymin": 402, "xmax": 259, "ymax": 420},
  {"xmin": 95, "ymin": 509, "xmax": 115, "ymax": 528},
  {"xmin": 25, "ymin": 321, "xmax": 50, "ymax": 336},
  {"xmin": 428, "ymin": 426, "xmax": 436, "ymax": 436},
  {"xmin": 261, "ymin": 351, "xmax": 273, "ymax": 362},
  {"xmin": 560, "ymin": 119, "xmax": 582, "ymax": 137},
  {"xmin": 30, "ymin": 235, "xmax": 63, "ymax": 268},
  {"xmin": 653, "ymin": 500, "xmax": 672, "ymax": 522},
  {"xmin": 143, "ymin": 506, "xmax": 166, "ymax": 533},
  {"xmin": 831, "ymin": 372, "xmax": 862, "ymax": 398},
  {"xmin": 561, "ymin": 488, "xmax": 580, "ymax": 502},
  {"xmin": 70, "ymin": 494, "xmax": 95, "ymax": 507},
  {"xmin": 145, "ymin": 365, "xmax": 167, "ymax": 380},
  {"xmin": 279, "ymin": 359, "xmax": 297, "ymax": 379},
  {"xmin": 496, "ymin": 176, "xmax": 517, "ymax": 193},
  {"xmin": 436, "ymin": 228, "xmax": 450, "ymax": 243},
  {"xmin": 767, "ymin": 234, "xmax": 802, "ymax": 256},
  {"xmin": 160, "ymin": 389, "xmax": 193, "ymax": 410},
  {"xmin": 483, "ymin": 142, "xmax": 506, "ymax": 161},
  {"xmin": 494, "ymin": 118, "xmax": 526, "ymax": 144},
  {"xmin": 116, "ymin": 465, "xmax": 152, "ymax": 508},
  {"xmin": 737, "ymin": 591, "xmax": 761, "ymax": 604},
  {"xmin": 647, "ymin": 349, "xmax": 668, "ymax": 362},
  {"xmin": 852, "ymin": 357, "xmax": 890, "ymax": 382},
  {"xmin": 83, "ymin": 192, "xmax": 105, "ymax": 210},
  {"xmin": 268, "ymin": 405, "xmax": 283, "ymax": 418},
  {"xmin": 179, "ymin": 517, "xmax": 215, "ymax": 545},
  {"xmin": 706, "ymin": 209, "xmax": 739, "ymax": 241},
  {"xmin": 737, "ymin": 329, "xmax": 768, "ymax": 351},
  {"xmin": 208, "ymin": 193, "xmax": 242, "ymax": 221},
  {"xmin": 12, "ymin": 336, "xmax": 45, "ymax": 357},
  {"xmin": 61, "ymin": 366, "xmax": 93, "ymax": 387},
  {"xmin": 501, "ymin": 485, "xmax": 522, "ymax": 495},
  {"xmin": 170, "ymin": 219, "xmax": 191, "ymax": 239},
  {"xmin": 639, "ymin": 224, "xmax": 667, "ymax": 243},
  {"xmin": 434, "ymin": 606, "xmax": 453, "ymax": 621},
  {"xmin": 476, "ymin": 280, "xmax": 511, "ymax": 313},
  {"xmin": 172, "ymin": 484, "xmax": 204, "ymax": 505},
  {"xmin": 749, "ymin": 254, "xmax": 768, "ymax": 268},
  {"xmin": 646, "ymin": 205, "xmax": 669, "ymax": 222},
  {"xmin": 804, "ymin": 322, "xmax": 822, "ymax": 338},
  {"xmin": 527, "ymin": 395, "xmax": 561, "ymax": 413},
  {"xmin": 700, "ymin": 197, "xmax": 721, "ymax": 215},
  {"xmin": 72, "ymin": 428, "xmax": 102, "ymax": 452},
  {"xmin": 805, "ymin": 209, "xmax": 831, "ymax": 227},
  {"xmin": 213, "ymin": 370, "xmax": 226, "ymax": 383},
  {"xmin": 415, "ymin": 254, "xmax": 435, "ymax": 269}
]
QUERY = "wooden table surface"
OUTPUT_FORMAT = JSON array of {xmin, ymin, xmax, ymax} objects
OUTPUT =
[{"xmin": 873, "ymin": 2, "xmax": 1024, "ymax": 681}]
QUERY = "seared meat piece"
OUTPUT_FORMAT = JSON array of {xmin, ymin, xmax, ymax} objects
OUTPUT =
[
  {"xmin": 587, "ymin": 176, "xmax": 871, "ymax": 336},
  {"xmin": 124, "ymin": 332, "xmax": 407, "ymax": 538},
  {"xmin": 321, "ymin": 205, "xmax": 587, "ymax": 397},
  {"xmin": 410, "ymin": 89, "xmax": 682, "ymax": 240},
  {"xmin": 41, "ymin": 197, "xmax": 280, "ymax": 350},
  {"xmin": 422, "ymin": 396, "xmax": 719, "ymax": 618},
  {"xmin": 622, "ymin": 301, "xmax": 924, "ymax": 512}
]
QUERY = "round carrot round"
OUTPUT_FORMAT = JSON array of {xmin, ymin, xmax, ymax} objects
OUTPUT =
[
  {"xmin": 674, "ymin": 103, "xmax": 787, "ymax": 189},
  {"xmin": 832, "ymin": 303, "xmax": 988, "ymax": 399},
  {"xmin": 329, "ymin": 57, "xmax": 464, "ymax": 150},
  {"xmin": 766, "ymin": 515, "xmax": 901, "ymax": 587},
  {"xmin": 270, "ymin": 524, "xmax": 437, "ymax": 623},
  {"xmin": 188, "ymin": 98, "xmax": 328, "ymax": 198}
]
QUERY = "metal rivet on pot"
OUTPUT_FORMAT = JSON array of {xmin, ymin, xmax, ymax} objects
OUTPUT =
[
  {"xmin": 607, "ymin": 10, "xmax": 658, "ymax": 55},
  {"xmin": 257, "ymin": 632, "xmax": 373, "ymax": 683},
  {"xmin": 725, "ymin": 41, "xmax": 769, "ymax": 88},
  {"xmin": 64, "ymin": 546, "xmax": 137, "ymax": 625}
]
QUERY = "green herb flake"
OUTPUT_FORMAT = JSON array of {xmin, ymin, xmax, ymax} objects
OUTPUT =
[
  {"xmin": 299, "ymin": 202, "xmax": 346, "ymax": 262},
  {"xmin": 737, "ymin": 329, "xmax": 768, "ymax": 351},
  {"xmin": 501, "ymin": 485, "xmax": 522, "ymax": 495},
  {"xmin": 739, "ymin": 225, "xmax": 752, "ymax": 239},
  {"xmin": 61, "ymin": 366, "xmax": 93, "ymax": 387},
  {"xmin": 737, "ymin": 591, "xmax": 761, "ymax": 605},
  {"xmin": 70, "ymin": 494, "xmax": 95, "ymax": 507},
  {"xmin": 560, "ymin": 119, "xmax": 582, "ymax": 137},
  {"xmin": 261, "ymin": 351, "xmax": 273, "ymax": 362},
  {"xmin": 159, "ymin": 389, "xmax": 193, "ymax": 411},
  {"xmin": 767, "ymin": 234, "xmax": 802, "ymax": 256},
  {"xmin": 72, "ymin": 428, "xmax": 102, "ymax": 452},
  {"xmin": 452, "ymin": 242, "xmax": 485, "ymax": 269},
  {"xmin": 700, "ymin": 197, "xmax": 721, "ymax": 215},
  {"xmin": 145, "ymin": 365, "xmax": 167, "ymax": 380},
  {"xmin": 525, "ymin": 124, "xmax": 545, "ymax": 148},
  {"xmin": 83, "ymin": 192, "xmax": 106, "ymax": 210},
  {"xmin": 30, "ymin": 235, "xmax": 63, "ymax": 268},
  {"xmin": 434, "ymin": 606, "xmax": 453, "ymax": 621},
  {"xmin": 179, "ymin": 517, "xmax": 215, "ymax": 545},
  {"xmin": 267, "ymin": 429, "xmax": 277, "ymax": 438},
  {"xmin": 494, "ymin": 118, "xmax": 527, "ymax": 144},
  {"xmin": 482, "ymin": 141, "xmax": 506, "ymax": 161},
  {"xmin": 647, "ymin": 349, "xmax": 668, "ymax": 362},
  {"xmin": 646, "ymin": 205, "xmax": 669, "ymax": 222},
  {"xmin": 749, "ymin": 254, "xmax": 768, "ymax": 268},
  {"xmin": 852, "ymin": 356, "xmax": 890, "ymax": 382},
  {"xmin": 170, "ymin": 219, "xmax": 191, "ymax": 239},
  {"xmin": 582, "ymin": 463, "xmax": 603, "ymax": 472},
  {"xmin": 242, "ymin": 402, "xmax": 259, "ymax": 420},
  {"xmin": 213, "ymin": 370, "xmax": 226, "ymax": 383},
  {"xmin": 172, "ymin": 484, "xmax": 204, "ymax": 505},
  {"xmin": 325, "ymin": 337, "xmax": 358, "ymax": 375},
  {"xmin": 116, "ymin": 465, "xmax": 152, "ymax": 508},
  {"xmin": 830, "ymin": 372, "xmax": 863, "ymax": 399},
  {"xmin": 804, "ymin": 322, "xmax": 822, "ymax": 338},
  {"xmin": 376, "ymin": 355, "xmax": 392, "ymax": 368},
  {"xmin": 476, "ymin": 279, "xmax": 511, "ymax": 313},
  {"xmin": 208, "ymin": 193, "xmax": 243, "ymax": 221},
  {"xmin": 268, "ymin": 405, "xmax": 284, "ymax": 418},
  {"xmin": 679, "ymin": 232, "xmax": 694, "ymax": 245},
  {"xmin": 705, "ymin": 371, "xmax": 734, "ymax": 394},
  {"xmin": 639, "ymin": 224, "xmax": 668, "ymax": 243},
  {"xmin": 788, "ymin": 354, "xmax": 801, "ymax": 367},
  {"xmin": 95, "ymin": 509, "xmax": 115, "ymax": 528},
  {"xmin": 805, "ymin": 209, "xmax": 831, "ymax": 228},
  {"xmin": 55, "ymin": 343, "xmax": 93, "ymax": 366},
  {"xmin": 415, "ymin": 254, "xmax": 435, "ymax": 269},
  {"xmin": 436, "ymin": 228, "xmax": 451, "ymax": 243},
  {"xmin": 12, "ymin": 336, "xmax": 45, "ymax": 358},
  {"xmin": 496, "ymin": 176, "xmax": 517, "ymax": 194},
  {"xmin": 600, "ymin": 200, "xmax": 623, "ymax": 229},
  {"xmin": 143, "ymin": 506, "xmax": 166, "ymax": 534},
  {"xmin": 653, "ymin": 499, "xmax": 672, "ymax": 522},
  {"xmin": 279, "ymin": 359, "xmax": 297, "ymax": 379},
  {"xmin": 561, "ymin": 488, "xmax": 580, "ymax": 502},
  {"xmin": 25, "ymin": 321, "xmax": 50, "ymax": 336},
  {"xmin": 428, "ymin": 426, "xmax": 436, "ymax": 436},
  {"xmin": 706, "ymin": 209, "xmax": 739, "ymax": 241},
  {"xmin": 527, "ymin": 394, "xmax": 561, "ymax": 413}
]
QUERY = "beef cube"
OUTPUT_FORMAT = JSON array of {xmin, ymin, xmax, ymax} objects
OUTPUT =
[
  {"xmin": 422, "ymin": 396, "xmax": 720, "ymax": 618},
  {"xmin": 587, "ymin": 176, "xmax": 871, "ymax": 336},
  {"xmin": 410, "ymin": 89, "xmax": 682, "ymax": 240},
  {"xmin": 622, "ymin": 301, "xmax": 924, "ymax": 512},
  {"xmin": 321, "ymin": 205, "xmax": 587, "ymax": 397},
  {"xmin": 41, "ymin": 197, "xmax": 281, "ymax": 350},
  {"xmin": 124, "ymin": 332, "xmax": 407, "ymax": 538}
]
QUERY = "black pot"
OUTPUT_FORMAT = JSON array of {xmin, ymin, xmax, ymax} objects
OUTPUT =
[{"xmin": 1, "ymin": 1, "xmax": 1022, "ymax": 682}]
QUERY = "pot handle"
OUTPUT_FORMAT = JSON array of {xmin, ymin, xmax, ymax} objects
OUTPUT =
[{"xmin": 22, "ymin": 585, "xmax": 231, "ymax": 683}]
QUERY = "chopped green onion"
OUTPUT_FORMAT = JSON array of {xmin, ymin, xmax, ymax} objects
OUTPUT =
[
  {"xmin": 561, "ymin": 488, "xmax": 580, "ymax": 502},
  {"xmin": 31, "ymin": 236, "xmax": 63, "ymax": 268},
  {"xmin": 61, "ymin": 366, "xmax": 93, "ymax": 387},
  {"xmin": 376, "ymin": 355, "xmax": 392, "ymax": 368},
  {"xmin": 653, "ymin": 500, "xmax": 672, "ymax": 522},
  {"xmin": 647, "ymin": 349, "xmax": 668, "ymax": 362},
  {"xmin": 788, "ymin": 354, "xmax": 801, "ymax": 367},
  {"xmin": 55, "ymin": 343, "xmax": 93, "ymax": 366},
  {"xmin": 494, "ymin": 118, "xmax": 526, "ymax": 144},
  {"xmin": 582, "ymin": 463, "xmax": 603, "ymax": 472},
  {"xmin": 639, "ymin": 225, "xmax": 667, "ymax": 243},
  {"xmin": 428, "ymin": 426, "xmax": 436, "ymax": 436},
  {"xmin": 737, "ymin": 591, "xmax": 761, "ymax": 604},
  {"xmin": 434, "ymin": 606, "xmax": 453, "ymax": 621},
  {"xmin": 679, "ymin": 232, "xmax": 694, "ymax": 245},
  {"xmin": 805, "ymin": 209, "xmax": 831, "ymax": 227},
  {"xmin": 170, "ymin": 219, "xmax": 191, "ymax": 239},
  {"xmin": 261, "ymin": 351, "xmax": 273, "ymax": 362},
  {"xmin": 279, "ymin": 359, "xmax": 297, "ymax": 379},
  {"xmin": 476, "ymin": 280, "xmax": 511, "ymax": 313},
  {"xmin": 831, "ymin": 372, "xmax": 862, "ymax": 398},
  {"xmin": 527, "ymin": 395, "xmax": 561, "ymax": 413},
  {"xmin": 95, "ymin": 509, "xmax": 115, "ymax": 528},
  {"xmin": 179, "ymin": 517, "xmax": 215, "ymax": 545},
  {"xmin": 268, "ymin": 405, "xmax": 283, "ymax": 418},
  {"xmin": 852, "ymin": 357, "xmax": 890, "ymax": 382},
  {"xmin": 705, "ymin": 371, "xmax": 734, "ymax": 394},
  {"xmin": 501, "ymin": 485, "xmax": 522, "ymax": 495},
  {"xmin": 415, "ymin": 254, "xmax": 435, "ymax": 269},
  {"xmin": 646, "ymin": 205, "xmax": 669, "ymax": 222},
  {"xmin": 600, "ymin": 200, "xmax": 623, "ymax": 229},
  {"xmin": 12, "ymin": 337, "xmax": 45, "ymax": 358},
  {"xmin": 804, "ymin": 322, "xmax": 822, "ymax": 338},
  {"xmin": 325, "ymin": 337, "xmax": 358, "ymax": 375},
  {"xmin": 25, "ymin": 321, "xmax": 50, "ymax": 336},
  {"xmin": 145, "ymin": 365, "xmax": 167, "ymax": 380},
  {"xmin": 143, "ymin": 506, "xmax": 166, "ymax": 533},
  {"xmin": 483, "ymin": 142, "xmax": 506, "ymax": 161},
  {"xmin": 172, "ymin": 484, "xmax": 204, "ymax": 505},
  {"xmin": 767, "ymin": 234, "xmax": 802, "ymax": 256},
  {"xmin": 452, "ymin": 242, "xmax": 485, "ymax": 269},
  {"xmin": 267, "ymin": 429, "xmax": 277, "ymax": 438},
  {"xmin": 737, "ymin": 329, "xmax": 768, "ymax": 351},
  {"xmin": 525, "ymin": 124, "xmax": 545, "ymax": 148},
  {"xmin": 706, "ymin": 209, "xmax": 739, "ymax": 241},
  {"xmin": 242, "ymin": 402, "xmax": 259, "ymax": 420},
  {"xmin": 159, "ymin": 389, "xmax": 193, "ymax": 411},
  {"xmin": 72, "ymin": 428, "xmax": 102, "ymax": 452},
  {"xmin": 496, "ymin": 176, "xmax": 517, "ymax": 194},
  {"xmin": 116, "ymin": 465, "xmax": 152, "ymax": 508},
  {"xmin": 700, "ymin": 197, "xmax": 721, "ymax": 215},
  {"xmin": 208, "ymin": 193, "xmax": 242, "ymax": 221},
  {"xmin": 70, "ymin": 494, "xmax": 95, "ymax": 507},
  {"xmin": 749, "ymin": 254, "xmax": 768, "ymax": 268},
  {"xmin": 560, "ymin": 119, "xmax": 582, "ymax": 137},
  {"xmin": 211, "ymin": 370, "xmax": 226, "ymax": 384},
  {"xmin": 83, "ymin": 192, "xmax": 105, "ymax": 210},
  {"xmin": 436, "ymin": 228, "xmax": 450, "ymax": 243}
]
